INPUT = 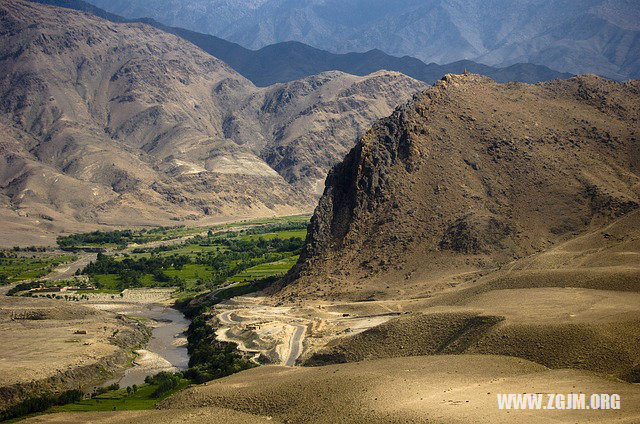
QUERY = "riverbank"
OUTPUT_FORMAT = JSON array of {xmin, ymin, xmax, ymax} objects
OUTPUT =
[
  {"xmin": 93, "ymin": 297, "xmax": 190, "ymax": 388},
  {"xmin": 0, "ymin": 296, "xmax": 150, "ymax": 419}
]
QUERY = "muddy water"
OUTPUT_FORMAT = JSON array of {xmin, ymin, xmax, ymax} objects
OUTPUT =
[{"xmin": 95, "ymin": 302, "xmax": 190, "ymax": 388}]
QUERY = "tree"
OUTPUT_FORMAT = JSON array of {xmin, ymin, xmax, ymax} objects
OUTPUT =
[{"xmin": 126, "ymin": 386, "xmax": 131, "ymax": 395}]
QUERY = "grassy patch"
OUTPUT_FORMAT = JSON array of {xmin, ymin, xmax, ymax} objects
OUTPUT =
[
  {"xmin": 76, "ymin": 289, "xmax": 121, "ymax": 295},
  {"xmin": 90, "ymin": 274, "xmax": 121, "ymax": 289},
  {"xmin": 236, "ymin": 229, "xmax": 307, "ymax": 241},
  {"xmin": 228, "ymin": 255, "xmax": 299, "ymax": 282},
  {"xmin": 163, "ymin": 264, "xmax": 215, "ymax": 283},
  {"xmin": 0, "ymin": 254, "xmax": 77, "ymax": 284},
  {"xmin": 48, "ymin": 380, "xmax": 190, "ymax": 413}
]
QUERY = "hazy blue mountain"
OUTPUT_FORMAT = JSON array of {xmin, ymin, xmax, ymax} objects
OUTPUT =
[
  {"xmin": 82, "ymin": 0, "xmax": 640, "ymax": 80},
  {"xmin": 31, "ymin": 0, "xmax": 572, "ymax": 86}
]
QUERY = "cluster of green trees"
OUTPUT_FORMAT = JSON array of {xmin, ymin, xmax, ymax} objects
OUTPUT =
[
  {"xmin": 85, "ymin": 253, "xmax": 191, "ymax": 274},
  {"xmin": 144, "ymin": 372, "xmax": 181, "ymax": 398},
  {"xmin": 80, "ymin": 236, "xmax": 304, "ymax": 290},
  {"xmin": 56, "ymin": 226, "xmax": 189, "ymax": 248},
  {"xmin": 0, "ymin": 389, "xmax": 83, "ymax": 421},
  {"xmin": 57, "ymin": 230, "xmax": 145, "ymax": 248},
  {"xmin": 183, "ymin": 314, "xmax": 255, "ymax": 384},
  {"xmin": 1, "ymin": 246, "xmax": 50, "ymax": 253},
  {"xmin": 6, "ymin": 281, "xmax": 42, "ymax": 296},
  {"xmin": 196, "ymin": 221, "xmax": 307, "ymax": 240},
  {"xmin": 91, "ymin": 383, "xmax": 120, "ymax": 397},
  {"xmin": 240, "ymin": 221, "xmax": 307, "ymax": 235}
]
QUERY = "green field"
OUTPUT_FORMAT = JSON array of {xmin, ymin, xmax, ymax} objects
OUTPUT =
[
  {"xmin": 228, "ymin": 255, "xmax": 299, "ymax": 282},
  {"xmin": 0, "ymin": 254, "xmax": 77, "ymax": 284},
  {"xmin": 56, "ymin": 215, "xmax": 310, "ymax": 250},
  {"xmin": 78, "ymin": 217, "xmax": 309, "ymax": 294},
  {"xmin": 215, "ymin": 214, "xmax": 310, "ymax": 228},
  {"xmin": 48, "ymin": 381, "xmax": 190, "ymax": 413},
  {"xmin": 237, "ymin": 229, "xmax": 307, "ymax": 241}
]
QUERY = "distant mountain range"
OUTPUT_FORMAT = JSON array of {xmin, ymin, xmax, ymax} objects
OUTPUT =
[
  {"xmin": 31, "ymin": 0, "xmax": 572, "ymax": 87},
  {"xmin": 80, "ymin": 0, "xmax": 640, "ymax": 81},
  {"xmin": 1, "ymin": 0, "xmax": 427, "ymax": 242}
]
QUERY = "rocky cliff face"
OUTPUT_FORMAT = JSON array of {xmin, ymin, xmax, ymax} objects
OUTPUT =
[{"xmin": 279, "ymin": 73, "xmax": 640, "ymax": 301}]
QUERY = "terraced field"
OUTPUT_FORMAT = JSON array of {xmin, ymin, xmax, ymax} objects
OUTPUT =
[
  {"xmin": 58, "ymin": 216, "xmax": 309, "ymax": 295},
  {"xmin": 0, "ymin": 253, "xmax": 77, "ymax": 284}
]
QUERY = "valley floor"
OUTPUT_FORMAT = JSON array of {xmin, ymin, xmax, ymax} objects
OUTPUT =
[
  {"xmin": 24, "ymin": 356, "xmax": 640, "ymax": 423},
  {"xmin": 4, "ymin": 211, "xmax": 640, "ymax": 423}
]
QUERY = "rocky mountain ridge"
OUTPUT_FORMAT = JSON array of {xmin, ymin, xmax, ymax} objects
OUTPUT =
[
  {"xmin": 279, "ymin": 73, "xmax": 640, "ymax": 300},
  {"xmin": 0, "ymin": 0, "xmax": 426, "ymax": 244},
  {"xmin": 31, "ymin": 0, "xmax": 572, "ymax": 87},
  {"xmin": 84, "ymin": 0, "xmax": 640, "ymax": 80}
]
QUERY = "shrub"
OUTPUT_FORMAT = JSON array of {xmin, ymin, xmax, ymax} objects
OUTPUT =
[{"xmin": 145, "ymin": 371, "xmax": 181, "ymax": 398}]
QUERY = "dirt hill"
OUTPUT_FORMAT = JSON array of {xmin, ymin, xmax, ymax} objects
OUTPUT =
[
  {"xmin": 0, "ymin": 296, "xmax": 149, "ymax": 414},
  {"xmin": 0, "ymin": 0, "xmax": 426, "ymax": 245},
  {"xmin": 279, "ymin": 73, "xmax": 640, "ymax": 301}
]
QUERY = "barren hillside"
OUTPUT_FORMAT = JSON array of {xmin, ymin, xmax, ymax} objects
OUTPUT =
[
  {"xmin": 0, "ymin": 296, "xmax": 148, "ymax": 413},
  {"xmin": 279, "ymin": 73, "xmax": 640, "ymax": 301},
  {"xmin": 0, "ymin": 0, "xmax": 426, "ymax": 244}
]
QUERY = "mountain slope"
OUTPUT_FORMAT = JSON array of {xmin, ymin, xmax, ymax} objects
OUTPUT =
[
  {"xmin": 31, "ymin": 0, "xmax": 572, "ymax": 87},
  {"xmin": 278, "ymin": 73, "xmax": 640, "ymax": 301},
  {"xmin": 0, "ymin": 0, "xmax": 426, "ymax": 242},
  {"xmin": 83, "ymin": 0, "xmax": 640, "ymax": 80}
]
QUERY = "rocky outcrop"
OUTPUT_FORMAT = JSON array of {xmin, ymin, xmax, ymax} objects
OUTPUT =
[{"xmin": 279, "ymin": 73, "xmax": 640, "ymax": 300}]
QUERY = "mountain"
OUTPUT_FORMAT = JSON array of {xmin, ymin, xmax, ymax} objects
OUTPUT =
[
  {"xmin": 0, "ymin": 0, "xmax": 426, "ymax": 243},
  {"xmin": 31, "ymin": 0, "xmax": 572, "ymax": 87},
  {"xmin": 83, "ymin": 0, "xmax": 640, "ymax": 81},
  {"xmin": 278, "ymin": 73, "xmax": 640, "ymax": 301}
]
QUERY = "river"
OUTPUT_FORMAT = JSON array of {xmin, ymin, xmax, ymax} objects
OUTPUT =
[{"xmin": 90, "ymin": 300, "xmax": 190, "ymax": 388}]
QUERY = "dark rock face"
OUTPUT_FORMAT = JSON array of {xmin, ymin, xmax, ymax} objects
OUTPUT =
[{"xmin": 439, "ymin": 215, "xmax": 512, "ymax": 254}]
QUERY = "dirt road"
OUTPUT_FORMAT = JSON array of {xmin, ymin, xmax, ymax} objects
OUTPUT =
[
  {"xmin": 47, "ymin": 253, "xmax": 97, "ymax": 282},
  {"xmin": 286, "ymin": 324, "xmax": 306, "ymax": 366},
  {"xmin": 214, "ymin": 300, "xmax": 308, "ymax": 366}
]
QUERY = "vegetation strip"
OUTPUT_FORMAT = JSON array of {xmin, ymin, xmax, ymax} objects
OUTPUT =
[{"xmin": 1, "ymin": 218, "xmax": 306, "ymax": 420}]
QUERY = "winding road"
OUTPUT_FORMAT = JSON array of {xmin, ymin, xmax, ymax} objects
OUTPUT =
[
  {"xmin": 215, "ymin": 306, "xmax": 307, "ymax": 367},
  {"xmin": 286, "ymin": 324, "xmax": 306, "ymax": 366}
]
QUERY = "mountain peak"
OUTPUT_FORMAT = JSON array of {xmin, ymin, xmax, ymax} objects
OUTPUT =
[
  {"xmin": 0, "ymin": 0, "xmax": 428, "ymax": 239},
  {"xmin": 276, "ymin": 75, "xmax": 640, "ymax": 301}
]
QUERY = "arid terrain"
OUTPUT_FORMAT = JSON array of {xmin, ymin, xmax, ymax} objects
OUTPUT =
[
  {"xmin": 280, "ymin": 73, "xmax": 640, "ymax": 301},
  {"xmin": 25, "ymin": 356, "xmax": 640, "ymax": 423},
  {"xmin": 0, "ymin": 294, "xmax": 149, "ymax": 411},
  {"xmin": 132, "ymin": 74, "xmax": 640, "ymax": 423},
  {"xmin": 0, "ymin": 0, "xmax": 426, "ymax": 246},
  {"xmin": 1, "ymin": 1, "xmax": 639, "ymax": 423}
]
